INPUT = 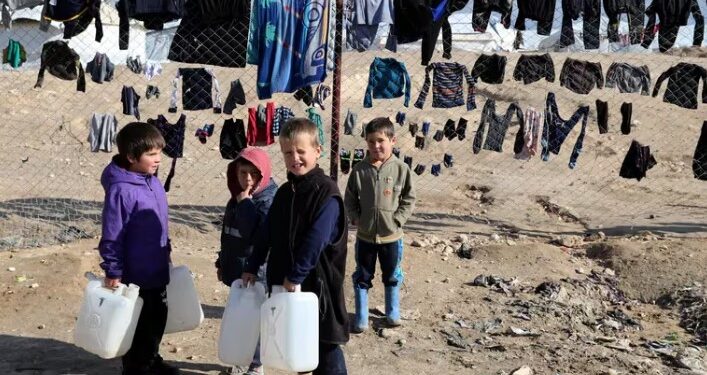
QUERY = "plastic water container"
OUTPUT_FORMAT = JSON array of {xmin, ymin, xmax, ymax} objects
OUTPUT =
[
  {"xmin": 260, "ymin": 285, "xmax": 319, "ymax": 372},
  {"xmin": 218, "ymin": 280, "xmax": 266, "ymax": 365},
  {"xmin": 74, "ymin": 272, "xmax": 143, "ymax": 359},
  {"xmin": 164, "ymin": 265, "xmax": 204, "ymax": 334}
]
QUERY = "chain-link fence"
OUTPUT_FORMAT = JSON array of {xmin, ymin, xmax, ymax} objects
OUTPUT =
[{"xmin": 0, "ymin": 0, "xmax": 705, "ymax": 250}]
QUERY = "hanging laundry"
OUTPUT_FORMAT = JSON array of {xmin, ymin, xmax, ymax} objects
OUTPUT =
[
  {"xmin": 344, "ymin": 109, "xmax": 358, "ymax": 135},
  {"xmin": 247, "ymin": 103, "xmax": 275, "ymax": 146},
  {"xmin": 195, "ymin": 124, "xmax": 215, "ymax": 144},
  {"xmin": 387, "ymin": 0, "xmax": 457, "ymax": 65},
  {"xmin": 363, "ymin": 57, "xmax": 411, "ymax": 108},
  {"xmin": 306, "ymin": 107, "xmax": 326, "ymax": 153},
  {"xmin": 88, "ymin": 113, "xmax": 118, "ymax": 152},
  {"xmin": 392, "ymin": 147, "xmax": 400, "ymax": 158},
  {"xmin": 433, "ymin": 129, "xmax": 444, "ymax": 142},
  {"xmin": 473, "ymin": 99, "xmax": 523, "ymax": 154},
  {"xmin": 144, "ymin": 61, "xmax": 162, "ymax": 81},
  {"xmin": 605, "ymin": 63, "xmax": 651, "ymax": 95},
  {"xmin": 471, "ymin": 54, "xmax": 507, "ymax": 84},
  {"xmin": 345, "ymin": 0, "xmax": 393, "ymax": 51},
  {"xmin": 472, "ymin": 0, "xmax": 512, "ymax": 32},
  {"xmin": 408, "ymin": 123, "xmax": 418, "ymax": 137},
  {"xmin": 148, "ymin": 114, "xmax": 186, "ymax": 192},
  {"xmin": 443, "ymin": 153, "xmax": 453, "ymax": 167},
  {"xmin": 43, "ymin": 0, "xmax": 103, "ymax": 41},
  {"xmin": 595, "ymin": 100, "xmax": 609, "ymax": 134},
  {"xmin": 146, "ymin": 85, "xmax": 160, "ymax": 99},
  {"xmin": 403, "ymin": 155, "xmax": 413, "ymax": 170},
  {"xmin": 643, "ymin": 0, "xmax": 704, "ymax": 53},
  {"xmin": 415, "ymin": 62, "xmax": 476, "ymax": 110},
  {"xmin": 512, "ymin": 54, "xmax": 555, "ymax": 85},
  {"xmin": 116, "ymin": 0, "xmax": 184, "ymax": 50},
  {"xmin": 340, "ymin": 148, "xmax": 352, "ymax": 174},
  {"xmin": 223, "ymin": 79, "xmax": 246, "ymax": 115},
  {"xmin": 395, "ymin": 111, "xmax": 406, "ymax": 126},
  {"xmin": 443, "ymin": 119, "xmax": 456, "ymax": 140},
  {"xmin": 85, "ymin": 53, "xmax": 115, "ymax": 84},
  {"xmin": 431, "ymin": 164, "xmax": 441, "ymax": 176},
  {"xmin": 121, "ymin": 86, "xmax": 140, "ymax": 120},
  {"xmin": 620, "ymin": 102, "xmax": 632, "ymax": 135},
  {"xmin": 248, "ymin": 0, "xmax": 329, "ymax": 99},
  {"xmin": 273, "ymin": 105, "xmax": 295, "ymax": 137},
  {"xmin": 652, "ymin": 63, "xmax": 707, "ymax": 110},
  {"xmin": 604, "ymin": 0, "xmax": 644, "ymax": 45},
  {"xmin": 3, "ymin": 39, "xmax": 26, "ymax": 68},
  {"xmin": 515, "ymin": 0, "xmax": 556, "ymax": 35},
  {"xmin": 169, "ymin": 0, "xmax": 249, "ymax": 67},
  {"xmin": 1, "ymin": 0, "xmax": 44, "ymax": 28},
  {"xmin": 541, "ymin": 92, "xmax": 590, "ymax": 169},
  {"xmin": 34, "ymin": 41, "xmax": 85, "ymax": 92},
  {"xmin": 415, "ymin": 135, "xmax": 426, "ymax": 150},
  {"xmin": 421, "ymin": 121, "xmax": 430, "ymax": 136},
  {"xmin": 456, "ymin": 117, "xmax": 468, "ymax": 140},
  {"xmin": 220, "ymin": 118, "xmax": 247, "ymax": 159},
  {"xmin": 559, "ymin": 0, "xmax": 601, "ymax": 49},
  {"xmin": 514, "ymin": 107, "xmax": 541, "ymax": 160},
  {"xmin": 294, "ymin": 84, "xmax": 332, "ymax": 110},
  {"xmin": 353, "ymin": 149, "xmax": 365, "ymax": 169},
  {"xmin": 693, "ymin": 121, "xmax": 707, "ymax": 181},
  {"xmin": 414, "ymin": 164, "xmax": 426, "ymax": 176},
  {"xmin": 619, "ymin": 140, "xmax": 657, "ymax": 181},
  {"xmin": 126, "ymin": 55, "xmax": 143, "ymax": 74},
  {"xmin": 169, "ymin": 68, "xmax": 222, "ymax": 112},
  {"xmin": 559, "ymin": 58, "xmax": 603, "ymax": 95}
]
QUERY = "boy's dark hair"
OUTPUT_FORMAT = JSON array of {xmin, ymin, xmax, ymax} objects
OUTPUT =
[
  {"xmin": 365, "ymin": 117, "xmax": 395, "ymax": 140},
  {"xmin": 280, "ymin": 118, "xmax": 320, "ymax": 147},
  {"xmin": 116, "ymin": 122, "xmax": 166, "ymax": 161}
]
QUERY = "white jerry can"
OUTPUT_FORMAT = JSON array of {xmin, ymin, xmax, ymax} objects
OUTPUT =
[
  {"xmin": 165, "ymin": 265, "xmax": 204, "ymax": 334},
  {"xmin": 260, "ymin": 285, "xmax": 319, "ymax": 372},
  {"xmin": 74, "ymin": 273, "xmax": 143, "ymax": 359},
  {"xmin": 218, "ymin": 280, "xmax": 266, "ymax": 365}
]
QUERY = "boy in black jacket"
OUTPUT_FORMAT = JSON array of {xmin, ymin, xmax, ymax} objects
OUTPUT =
[{"xmin": 242, "ymin": 118, "xmax": 349, "ymax": 375}]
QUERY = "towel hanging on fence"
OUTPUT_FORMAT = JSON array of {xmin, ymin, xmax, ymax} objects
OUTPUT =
[{"xmin": 3, "ymin": 39, "xmax": 26, "ymax": 68}]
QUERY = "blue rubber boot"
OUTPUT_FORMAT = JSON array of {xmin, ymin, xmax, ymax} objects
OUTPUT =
[
  {"xmin": 385, "ymin": 285, "xmax": 401, "ymax": 327},
  {"xmin": 352, "ymin": 286, "xmax": 369, "ymax": 333}
]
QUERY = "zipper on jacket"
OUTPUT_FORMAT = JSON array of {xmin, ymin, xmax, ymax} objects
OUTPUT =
[
  {"xmin": 288, "ymin": 183, "xmax": 296, "ymax": 270},
  {"xmin": 374, "ymin": 168, "xmax": 380, "ymax": 242}
]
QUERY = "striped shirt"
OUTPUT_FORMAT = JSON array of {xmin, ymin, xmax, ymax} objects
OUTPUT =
[{"xmin": 414, "ymin": 62, "xmax": 476, "ymax": 111}]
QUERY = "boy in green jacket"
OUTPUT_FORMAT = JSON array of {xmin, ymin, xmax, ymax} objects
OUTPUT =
[{"xmin": 344, "ymin": 117, "xmax": 416, "ymax": 333}]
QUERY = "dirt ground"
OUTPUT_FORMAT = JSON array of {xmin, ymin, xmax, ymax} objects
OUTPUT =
[{"xmin": 0, "ymin": 218, "xmax": 705, "ymax": 375}]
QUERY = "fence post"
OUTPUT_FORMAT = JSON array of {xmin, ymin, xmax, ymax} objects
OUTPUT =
[{"xmin": 329, "ymin": 0, "xmax": 344, "ymax": 181}]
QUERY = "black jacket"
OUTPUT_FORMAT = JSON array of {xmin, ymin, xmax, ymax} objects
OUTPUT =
[
  {"xmin": 168, "ymin": 0, "xmax": 250, "ymax": 67},
  {"xmin": 117, "ymin": 0, "xmax": 185, "ymax": 50},
  {"xmin": 42, "ymin": 0, "xmax": 102, "ymax": 41},
  {"xmin": 560, "ymin": 58, "xmax": 603, "ymax": 95},
  {"xmin": 513, "ymin": 53, "xmax": 555, "ymax": 84},
  {"xmin": 515, "ymin": 0, "xmax": 556, "ymax": 35},
  {"xmin": 247, "ymin": 167, "xmax": 349, "ymax": 345},
  {"xmin": 471, "ymin": 54, "xmax": 507, "ymax": 84},
  {"xmin": 642, "ymin": 0, "xmax": 704, "ymax": 52},
  {"xmin": 34, "ymin": 40, "xmax": 85, "ymax": 92},
  {"xmin": 652, "ymin": 63, "xmax": 707, "ymax": 109}
]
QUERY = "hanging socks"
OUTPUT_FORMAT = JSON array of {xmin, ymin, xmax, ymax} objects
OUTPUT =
[
  {"xmin": 146, "ymin": 85, "xmax": 160, "ymax": 99},
  {"xmin": 396, "ymin": 111, "xmax": 406, "ymax": 126},
  {"xmin": 352, "ymin": 149, "xmax": 365, "ymax": 169},
  {"xmin": 456, "ymin": 117, "xmax": 468, "ymax": 140},
  {"xmin": 433, "ymin": 130, "xmax": 444, "ymax": 142},
  {"xmin": 421, "ymin": 121, "xmax": 430, "ymax": 136},
  {"xmin": 596, "ymin": 99, "xmax": 609, "ymax": 134},
  {"xmin": 443, "ymin": 153, "xmax": 454, "ymax": 168},
  {"xmin": 195, "ymin": 124, "xmax": 215, "ymax": 144},
  {"xmin": 392, "ymin": 147, "xmax": 400, "ymax": 158},
  {"xmin": 443, "ymin": 119, "xmax": 456, "ymax": 140},
  {"xmin": 621, "ymin": 102, "xmax": 632, "ymax": 135},
  {"xmin": 408, "ymin": 123, "xmax": 418, "ymax": 137},
  {"xmin": 340, "ymin": 148, "xmax": 352, "ymax": 174},
  {"xmin": 415, "ymin": 135, "xmax": 426, "ymax": 150},
  {"xmin": 431, "ymin": 164, "xmax": 441, "ymax": 176},
  {"xmin": 403, "ymin": 156, "xmax": 413, "ymax": 170},
  {"xmin": 414, "ymin": 164, "xmax": 426, "ymax": 175}
]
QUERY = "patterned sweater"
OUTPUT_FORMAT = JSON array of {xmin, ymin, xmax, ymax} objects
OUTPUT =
[
  {"xmin": 363, "ymin": 57, "xmax": 411, "ymax": 108},
  {"xmin": 414, "ymin": 62, "xmax": 476, "ymax": 110}
]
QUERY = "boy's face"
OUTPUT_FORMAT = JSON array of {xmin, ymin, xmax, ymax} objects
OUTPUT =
[
  {"xmin": 237, "ymin": 162, "xmax": 262, "ymax": 193},
  {"xmin": 366, "ymin": 131, "xmax": 396, "ymax": 162},
  {"xmin": 127, "ymin": 148, "xmax": 161, "ymax": 175},
  {"xmin": 280, "ymin": 134, "xmax": 321, "ymax": 176}
]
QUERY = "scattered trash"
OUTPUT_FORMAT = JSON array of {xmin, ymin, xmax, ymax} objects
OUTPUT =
[
  {"xmin": 7, "ymin": 267, "xmax": 15, "ymax": 272},
  {"xmin": 55, "ymin": 225, "xmax": 93, "ymax": 243},
  {"xmin": 535, "ymin": 281, "xmax": 563, "ymax": 300},
  {"xmin": 469, "ymin": 274, "xmax": 525, "ymax": 296},
  {"xmin": 657, "ymin": 284, "xmax": 706, "ymax": 345},
  {"xmin": 507, "ymin": 326, "xmax": 541, "ymax": 337},
  {"xmin": 441, "ymin": 329, "xmax": 469, "ymax": 349},
  {"xmin": 29, "ymin": 283, "xmax": 39, "ymax": 289},
  {"xmin": 458, "ymin": 243, "xmax": 475, "ymax": 259},
  {"xmin": 15, "ymin": 275, "xmax": 26, "ymax": 283},
  {"xmin": 472, "ymin": 318, "xmax": 503, "ymax": 334},
  {"xmin": 510, "ymin": 365, "xmax": 533, "ymax": 375},
  {"xmin": 604, "ymin": 339, "xmax": 632, "ymax": 352}
]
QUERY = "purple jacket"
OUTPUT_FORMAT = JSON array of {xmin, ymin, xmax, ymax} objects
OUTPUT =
[{"xmin": 98, "ymin": 157, "xmax": 171, "ymax": 289}]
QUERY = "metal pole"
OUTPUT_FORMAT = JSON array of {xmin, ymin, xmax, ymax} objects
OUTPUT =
[{"xmin": 329, "ymin": 0, "xmax": 344, "ymax": 181}]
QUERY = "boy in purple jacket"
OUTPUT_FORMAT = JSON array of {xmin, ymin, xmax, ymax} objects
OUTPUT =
[{"xmin": 98, "ymin": 122, "xmax": 179, "ymax": 375}]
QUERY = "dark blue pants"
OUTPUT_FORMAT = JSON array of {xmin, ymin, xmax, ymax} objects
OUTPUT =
[
  {"xmin": 352, "ymin": 239, "xmax": 404, "ymax": 289},
  {"xmin": 122, "ymin": 287, "xmax": 167, "ymax": 371},
  {"xmin": 312, "ymin": 343, "xmax": 347, "ymax": 375}
]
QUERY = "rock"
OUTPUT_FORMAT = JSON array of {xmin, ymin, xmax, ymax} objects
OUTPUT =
[
  {"xmin": 425, "ymin": 279, "xmax": 432, "ymax": 283},
  {"xmin": 411, "ymin": 239, "xmax": 424, "ymax": 247},
  {"xmin": 506, "ymin": 239, "xmax": 517, "ymax": 246},
  {"xmin": 491, "ymin": 234, "xmax": 501, "ymax": 242},
  {"xmin": 186, "ymin": 355, "xmax": 198, "ymax": 360},
  {"xmin": 37, "ymin": 324, "xmax": 45, "ymax": 330},
  {"xmin": 442, "ymin": 277, "xmax": 450, "ymax": 283},
  {"xmin": 429, "ymin": 235, "xmax": 441, "ymax": 244},
  {"xmin": 29, "ymin": 283, "xmax": 39, "ymax": 289},
  {"xmin": 443, "ymin": 313, "xmax": 455, "ymax": 321},
  {"xmin": 470, "ymin": 191, "xmax": 484, "ymax": 200},
  {"xmin": 401, "ymin": 309, "xmax": 421, "ymax": 321},
  {"xmin": 456, "ymin": 234, "xmax": 469, "ymax": 243},
  {"xmin": 169, "ymin": 346, "xmax": 182, "ymax": 353},
  {"xmin": 555, "ymin": 235, "xmax": 583, "ymax": 247},
  {"xmin": 575, "ymin": 268, "xmax": 586, "ymax": 274},
  {"xmin": 458, "ymin": 243, "xmax": 475, "ymax": 259},
  {"xmin": 443, "ymin": 246, "xmax": 455, "ymax": 255},
  {"xmin": 7, "ymin": 267, "xmax": 15, "ymax": 272},
  {"xmin": 396, "ymin": 339, "xmax": 406, "ymax": 346},
  {"xmin": 379, "ymin": 328, "xmax": 399, "ymax": 339},
  {"xmin": 603, "ymin": 268, "xmax": 616, "ymax": 276},
  {"xmin": 605, "ymin": 370, "xmax": 620, "ymax": 375},
  {"xmin": 373, "ymin": 306, "xmax": 386, "ymax": 316},
  {"xmin": 511, "ymin": 365, "xmax": 533, "ymax": 375}
]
